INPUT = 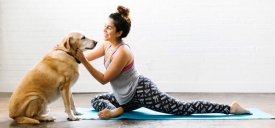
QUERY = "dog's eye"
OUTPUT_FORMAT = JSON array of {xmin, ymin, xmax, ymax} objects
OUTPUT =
[{"xmin": 81, "ymin": 36, "xmax": 85, "ymax": 40}]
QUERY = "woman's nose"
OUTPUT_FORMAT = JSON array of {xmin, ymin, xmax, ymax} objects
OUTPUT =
[{"xmin": 103, "ymin": 27, "xmax": 107, "ymax": 32}]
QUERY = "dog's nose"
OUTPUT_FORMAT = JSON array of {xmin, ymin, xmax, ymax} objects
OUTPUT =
[{"xmin": 94, "ymin": 41, "xmax": 98, "ymax": 45}]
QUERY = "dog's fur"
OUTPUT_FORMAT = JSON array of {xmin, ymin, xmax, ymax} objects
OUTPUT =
[{"xmin": 9, "ymin": 31, "xmax": 97, "ymax": 124}]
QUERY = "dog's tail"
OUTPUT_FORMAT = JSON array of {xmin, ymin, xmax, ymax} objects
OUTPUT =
[{"xmin": 13, "ymin": 117, "xmax": 40, "ymax": 124}]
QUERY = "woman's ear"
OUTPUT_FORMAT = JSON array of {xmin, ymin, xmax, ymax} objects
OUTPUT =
[{"xmin": 116, "ymin": 30, "xmax": 123, "ymax": 38}]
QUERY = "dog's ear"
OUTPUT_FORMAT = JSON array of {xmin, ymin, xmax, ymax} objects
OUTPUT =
[{"xmin": 63, "ymin": 37, "xmax": 72, "ymax": 50}]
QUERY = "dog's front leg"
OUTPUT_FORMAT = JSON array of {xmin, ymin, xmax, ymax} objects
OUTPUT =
[
  {"xmin": 60, "ymin": 86, "xmax": 80, "ymax": 121},
  {"xmin": 70, "ymin": 93, "xmax": 83, "ymax": 115}
]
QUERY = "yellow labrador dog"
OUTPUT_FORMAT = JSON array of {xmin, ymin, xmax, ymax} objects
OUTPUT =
[{"xmin": 9, "ymin": 31, "xmax": 97, "ymax": 124}]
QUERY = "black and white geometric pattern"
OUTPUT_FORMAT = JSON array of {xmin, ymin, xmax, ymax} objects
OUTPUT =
[{"xmin": 91, "ymin": 75, "xmax": 230, "ymax": 115}]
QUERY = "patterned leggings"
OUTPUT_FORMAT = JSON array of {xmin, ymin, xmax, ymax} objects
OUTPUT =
[{"xmin": 91, "ymin": 75, "xmax": 230, "ymax": 115}]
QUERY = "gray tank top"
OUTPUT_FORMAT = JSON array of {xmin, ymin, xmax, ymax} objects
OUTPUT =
[{"xmin": 104, "ymin": 42, "xmax": 140, "ymax": 105}]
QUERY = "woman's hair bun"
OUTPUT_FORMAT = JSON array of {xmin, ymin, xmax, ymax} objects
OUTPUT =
[{"xmin": 117, "ymin": 5, "xmax": 130, "ymax": 21}]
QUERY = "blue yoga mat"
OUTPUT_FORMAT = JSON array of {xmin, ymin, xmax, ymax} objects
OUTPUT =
[{"xmin": 78, "ymin": 107, "xmax": 275, "ymax": 120}]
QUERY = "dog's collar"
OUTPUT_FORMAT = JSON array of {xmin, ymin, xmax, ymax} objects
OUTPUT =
[{"xmin": 57, "ymin": 49, "xmax": 81, "ymax": 64}]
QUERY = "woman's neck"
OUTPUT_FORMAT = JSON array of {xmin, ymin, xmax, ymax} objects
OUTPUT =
[{"xmin": 109, "ymin": 39, "xmax": 122, "ymax": 47}]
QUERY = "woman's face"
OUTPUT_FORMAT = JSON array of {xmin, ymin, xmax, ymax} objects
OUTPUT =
[{"xmin": 103, "ymin": 18, "xmax": 120, "ymax": 41}]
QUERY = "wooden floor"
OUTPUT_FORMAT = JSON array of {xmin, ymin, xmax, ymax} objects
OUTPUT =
[{"xmin": 1, "ymin": 92, "xmax": 274, "ymax": 128}]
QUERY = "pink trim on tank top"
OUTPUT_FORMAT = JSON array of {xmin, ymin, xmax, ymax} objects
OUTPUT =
[
  {"xmin": 122, "ymin": 61, "xmax": 134, "ymax": 72},
  {"xmin": 104, "ymin": 44, "xmax": 134, "ymax": 72}
]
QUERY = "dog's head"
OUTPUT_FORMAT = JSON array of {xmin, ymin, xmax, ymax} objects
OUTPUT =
[{"xmin": 60, "ymin": 31, "xmax": 97, "ymax": 54}]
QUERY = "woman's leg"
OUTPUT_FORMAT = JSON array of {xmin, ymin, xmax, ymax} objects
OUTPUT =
[
  {"xmin": 91, "ymin": 93, "xmax": 125, "ymax": 118},
  {"xmin": 134, "ymin": 76, "xmax": 236, "ymax": 115},
  {"xmin": 91, "ymin": 93, "xmax": 141, "ymax": 118},
  {"xmin": 91, "ymin": 93, "xmax": 120, "ymax": 111}
]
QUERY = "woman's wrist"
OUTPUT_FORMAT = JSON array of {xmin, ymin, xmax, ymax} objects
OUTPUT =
[{"xmin": 81, "ymin": 58, "xmax": 89, "ymax": 64}]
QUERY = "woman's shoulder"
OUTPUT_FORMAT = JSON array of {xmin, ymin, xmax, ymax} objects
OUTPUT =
[
  {"xmin": 115, "ymin": 43, "xmax": 132, "ymax": 60},
  {"xmin": 118, "ymin": 43, "xmax": 131, "ymax": 52},
  {"xmin": 102, "ymin": 41, "xmax": 111, "ymax": 50}
]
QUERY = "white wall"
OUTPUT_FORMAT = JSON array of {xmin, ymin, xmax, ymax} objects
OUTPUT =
[{"xmin": 0, "ymin": 0, "xmax": 275, "ymax": 93}]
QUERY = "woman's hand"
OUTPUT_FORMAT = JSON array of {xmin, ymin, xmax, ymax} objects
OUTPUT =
[
  {"xmin": 53, "ymin": 44, "xmax": 59, "ymax": 50},
  {"xmin": 75, "ymin": 49, "xmax": 86, "ymax": 62}
]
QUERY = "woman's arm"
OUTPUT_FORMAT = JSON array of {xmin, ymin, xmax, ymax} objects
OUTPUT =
[
  {"xmin": 75, "ymin": 45, "xmax": 132, "ymax": 85},
  {"xmin": 53, "ymin": 42, "xmax": 105, "ymax": 61},
  {"xmin": 85, "ymin": 42, "xmax": 106, "ymax": 61}
]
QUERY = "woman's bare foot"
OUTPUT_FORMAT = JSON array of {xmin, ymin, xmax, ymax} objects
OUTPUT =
[
  {"xmin": 98, "ymin": 107, "xmax": 124, "ymax": 119},
  {"xmin": 230, "ymin": 101, "xmax": 253, "ymax": 114},
  {"xmin": 98, "ymin": 109, "xmax": 112, "ymax": 118}
]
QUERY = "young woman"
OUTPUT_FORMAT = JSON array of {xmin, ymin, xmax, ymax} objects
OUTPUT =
[{"xmin": 75, "ymin": 5, "xmax": 252, "ymax": 118}]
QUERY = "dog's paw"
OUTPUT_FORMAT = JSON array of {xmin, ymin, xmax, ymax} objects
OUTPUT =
[
  {"xmin": 73, "ymin": 111, "xmax": 84, "ymax": 115},
  {"xmin": 45, "ymin": 116, "xmax": 56, "ymax": 122},
  {"xmin": 38, "ymin": 116, "xmax": 56, "ymax": 122},
  {"xmin": 67, "ymin": 116, "xmax": 81, "ymax": 121}
]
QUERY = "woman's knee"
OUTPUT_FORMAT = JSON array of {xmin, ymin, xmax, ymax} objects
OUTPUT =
[
  {"xmin": 92, "ymin": 99, "xmax": 117, "ymax": 111},
  {"xmin": 91, "ymin": 93, "xmax": 110, "ymax": 103},
  {"xmin": 91, "ymin": 96, "xmax": 98, "ymax": 104}
]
